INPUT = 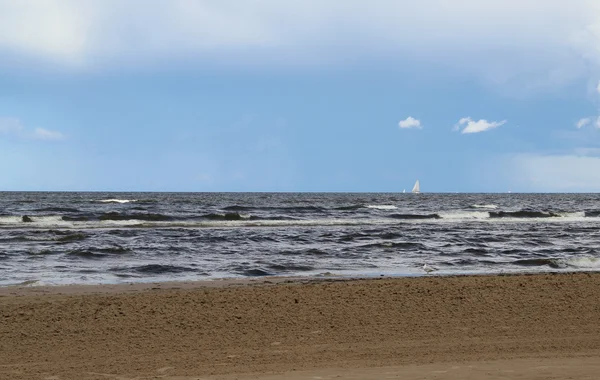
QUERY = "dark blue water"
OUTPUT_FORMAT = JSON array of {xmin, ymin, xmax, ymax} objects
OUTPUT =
[{"xmin": 1, "ymin": 192, "xmax": 600, "ymax": 285}]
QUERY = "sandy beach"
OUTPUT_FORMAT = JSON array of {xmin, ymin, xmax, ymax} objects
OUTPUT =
[{"xmin": 2, "ymin": 273, "xmax": 600, "ymax": 379}]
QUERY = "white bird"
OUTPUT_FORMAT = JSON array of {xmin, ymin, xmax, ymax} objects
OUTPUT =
[{"xmin": 422, "ymin": 264, "xmax": 438, "ymax": 274}]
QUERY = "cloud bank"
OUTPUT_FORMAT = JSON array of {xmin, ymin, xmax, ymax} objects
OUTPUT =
[
  {"xmin": 0, "ymin": 0, "xmax": 598, "ymax": 79},
  {"xmin": 454, "ymin": 117, "xmax": 506, "ymax": 134},
  {"xmin": 398, "ymin": 116, "xmax": 422, "ymax": 129}
]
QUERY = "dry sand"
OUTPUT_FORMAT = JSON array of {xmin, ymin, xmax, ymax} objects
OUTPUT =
[{"xmin": 1, "ymin": 273, "xmax": 600, "ymax": 379}]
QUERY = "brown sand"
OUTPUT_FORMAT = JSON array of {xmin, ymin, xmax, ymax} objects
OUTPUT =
[{"xmin": 1, "ymin": 273, "xmax": 600, "ymax": 379}]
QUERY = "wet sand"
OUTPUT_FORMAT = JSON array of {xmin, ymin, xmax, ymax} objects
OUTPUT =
[{"xmin": 2, "ymin": 273, "xmax": 600, "ymax": 379}]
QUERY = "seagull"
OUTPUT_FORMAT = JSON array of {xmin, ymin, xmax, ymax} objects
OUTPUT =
[{"xmin": 422, "ymin": 264, "xmax": 438, "ymax": 274}]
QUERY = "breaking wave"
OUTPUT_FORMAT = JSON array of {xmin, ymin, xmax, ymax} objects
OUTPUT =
[
  {"xmin": 471, "ymin": 204, "xmax": 498, "ymax": 209},
  {"xmin": 67, "ymin": 246, "xmax": 133, "ymax": 259},
  {"xmin": 512, "ymin": 257, "xmax": 600, "ymax": 270},
  {"xmin": 366, "ymin": 205, "xmax": 398, "ymax": 210},
  {"xmin": 489, "ymin": 211, "xmax": 561, "ymax": 218},
  {"xmin": 438, "ymin": 211, "xmax": 490, "ymax": 220},
  {"xmin": 112, "ymin": 264, "xmax": 200, "ymax": 274},
  {"xmin": 513, "ymin": 258, "xmax": 564, "ymax": 269},
  {"xmin": 388, "ymin": 213, "xmax": 441, "ymax": 220},
  {"xmin": 202, "ymin": 212, "xmax": 253, "ymax": 221},
  {"xmin": 98, "ymin": 212, "xmax": 174, "ymax": 221},
  {"xmin": 222, "ymin": 205, "xmax": 324, "ymax": 212}
]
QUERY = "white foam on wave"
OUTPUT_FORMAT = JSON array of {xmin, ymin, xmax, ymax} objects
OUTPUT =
[
  {"xmin": 99, "ymin": 219, "xmax": 145, "ymax": 226},
  {"xmin": 366, "ymin": 205, "xmax": 398, "ymax": 210},
  {"xmin": 31, "ymin": 215, "xmax": 73, "ymax": 226},
  {"xmin": 0, "ymin": 216, "xmax": 23, "ymax": 225},
  {"xmin": 190, "ymin": 218, "xmax": 392, "ymax": 228},
  {"xmin": 0, "ymin": 215, "xmax": 74, "ymax": 227},
  {"xmin": 556, "ymin": 211, "xmax": 586, "ymax": 219},
  {"xmin": 564, "ymin": 256, "xmax": 600, "ymax": 269},
  {"xmin": 0, "ymin": 217, "xmax": 394, "ymax": 230},
  {"xmin": 439, "ymin": 211, "xmax": 490, "ymax": 220},
  {"xmin": 98, "ymin": 199, "xmax": 137, "ymax": 204},
  {"xmin": 471, "ymin": 204, "xmax": 498, "ymax": 209}
]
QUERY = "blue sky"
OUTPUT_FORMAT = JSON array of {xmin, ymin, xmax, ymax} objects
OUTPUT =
[{"xmin": 2, "ymin": 0, "xmax": 600, "ymax": 192}]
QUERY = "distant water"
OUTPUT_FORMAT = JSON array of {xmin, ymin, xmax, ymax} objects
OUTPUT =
[{"xmin": 1, "ymin": 192, "xmax": 600, "ymax": 286}]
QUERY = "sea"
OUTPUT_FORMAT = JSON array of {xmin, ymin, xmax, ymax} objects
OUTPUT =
[{"xmin": 1, "ymin": 192, "xmax": 600, "ymax": 286}]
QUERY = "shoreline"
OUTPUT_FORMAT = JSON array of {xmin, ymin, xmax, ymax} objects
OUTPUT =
[
  {"xmin": 1, "ymin": 269, "xmax": 595, "ymax": 296},
  {"xmin": 2, "ymin": 272, "xmax": 600, "ymax": 379}
]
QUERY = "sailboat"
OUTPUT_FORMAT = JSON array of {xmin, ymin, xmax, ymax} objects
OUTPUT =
[
  {"xmin": 403, "ymin": 189, "xmax": 406, "ymax": 193},
  {"xmin": 411, "ymin": 180, "xmax": 420, "ymax": 194}
]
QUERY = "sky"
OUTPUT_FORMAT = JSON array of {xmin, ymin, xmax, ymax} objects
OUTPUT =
[{"xmin": 2, "ymin": 1, "xmax": 600, "ymax": 192}]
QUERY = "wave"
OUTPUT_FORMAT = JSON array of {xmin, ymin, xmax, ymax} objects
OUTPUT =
[
  {"xmin": 512, "ymin": 257, "xmax": 600, "ymax": 270},
  {"xmin": 27, "ymin": 249, "xmax": 60, "ymax": 256},
  {"xmin": 54, "ymin": 232, "xmax": 88, "ymax": 243},
  {"xmin": 0, "ymin": 216, "xmax": 387, "ymax": 229},
  {"xmin": 202, "ymin": 212, "xmax": 253, "ymax": 221},
  {"xmin": 489, "ymin": 211, "xmax": 560, "ymax": 218},
  {"xmin": 98, "ymin": 212, "xmax": 174, "ymax": 222},
  {"xmin": 67, "ymin": 250, "xmax": 110, "ymax": 259},
  {"xmin": 388, "ymin": 213, "xmax": 440, "ymax": 220},
  {"xmin": 563, "ymin": 256, "xmax": 600, "ymax": 269},
  {"xmin": 62, "ymin": 215, "xmax": 91, "ymax": 222},
  {"xmin": 225, "ymin": 265, "xmax": 275, "ymax": 276},
  {"xmin": 202, "ymin": 213, "xmax": 297, "ymax": 221},
  {"xmin": 334, "ymin": 205, "xmax": 364, "ymax": 211},
  {"xmin": 470, "ymin": 204, "xmax": 498, "ymax": 209},
  {"xmin": 360, "ymin": 241, "xmax": 428, "ymax": 250},
  {"xmin": 241, "ymin": 268, "xmax": 273, "ymax": 276},
  {"xmin": 222, "ymin": 205, "xmax": 254, "ymax": 211},
  {"xmin": 114, "ymin": 264, "xmax": 199, "ymax": 274},
  {"xmin": 98, "ymin": 199, "xmax": 137, "ymax": 204},
  {"xmin": 222, "ymin": 205, "xmax": 324, "ymax": 212},
  {"xmin": 266, "ymin": 263, "xmax": 315, "ymax": 272},
  {"xmin": 512, "ymin": 258, "xmax": 564, "ymax": 268},
  {"xmin": 366, "ymin": 205, "xmax": 398, "ymax": 210},
  {"xmin": 0, "ymin": 216, "xmax": 23, "ymax": 224},
  {"xmin": 3, "ymin": 206, "xmax": 600, "ymax": 231},
  {"xmin": 22, "ymin": 216, "xmax": 70, "ymax": 225},
  {"xmin": 33, "ymin": 207, "xmax": 80, "ymax": 213},
  {"xmin": 555, "ymin": 211, "xmax": 586, "ymax": 219},
  {"xmin": 439, "ymin": 211, "xmax": 490, "ymax": 220},
  {"xmin": 462, "ymin": 248, "xmax": 491, "ymax": 256},
  {"xmin": 67, "ymin": 246, "xmax": 132, "ymax": 258},
  {"xmin": 225, "ymin": 204, "xmax": 371, "ymax": 212}
]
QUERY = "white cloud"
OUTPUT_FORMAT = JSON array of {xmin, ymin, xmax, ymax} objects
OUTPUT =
[
  {"xmin": 0, "ymin": 117, "xmax": 65, "ymax": 141},
  {"xmin": 31, "ymin": 128, "xmax": 65, "ymax": 141},
  {"xmin": 0, "ymin": 0, "xmax": 88, "ymax": 66},
  {"xmin": 398, "ymin": 116, "xmax": 422, "ymax": 129},
  {"xmin": 455, "ymin": 117, "xmax": 506, "ymax": 134},
  {"xmin": 575, "ymin": 116, "xmax": 600, "ymax": 128},
  {"xmin": 0, "ymin": 0, "xmax": 597, "ymax": 83},
  {"xmin": 576, "ymin": 117, "xmax": 591, "ymax": 128}
]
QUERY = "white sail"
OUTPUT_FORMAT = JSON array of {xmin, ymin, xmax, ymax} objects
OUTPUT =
[
  {"xmin": 403, "ymin": 189, "xmax": 406, "ymax": 193},
  {"xmin": 412, "ymin": 180, "xmax": 420, "ymax": 194}
]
